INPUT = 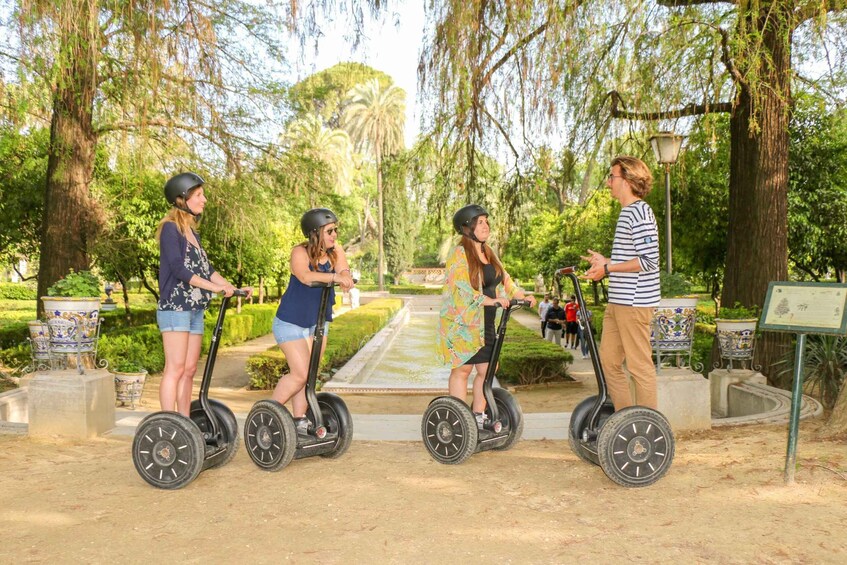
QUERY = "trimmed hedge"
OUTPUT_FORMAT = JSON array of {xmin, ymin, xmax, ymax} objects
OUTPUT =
[
  {"xmin": 246, "ymin": 298, "xmax": 404, "ymax": 390},
  {"xmin": 0, "ymin": 283, "xmax": 37, "ymax": 300},
  {"xmin": 0, "ymin": 302, "xmax": 282, "ymax": 375},
  {"xmin": 355, "ymin": 284, "xmax": 442, "ymax": 295},
  {"xmin": 499, "ymin": 319, "xmax": 573, "ymax": 385}
]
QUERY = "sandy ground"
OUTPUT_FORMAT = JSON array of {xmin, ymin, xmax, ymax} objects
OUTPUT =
[
  {"xmin": 2, "ymin": 410, "xmax": 847, "ymax": 563},
  {"xmin": 4, "ymin": 319, "xmax": 847, "ymax": 563}
]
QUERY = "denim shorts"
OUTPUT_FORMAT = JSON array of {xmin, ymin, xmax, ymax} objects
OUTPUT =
[
  {"xmin": 272, "ymin": 317, "xmax": 330, "ymax": 344},
  {"xmin": 157, "ymin": 309, "xmax": 205, "ymax": 335}
]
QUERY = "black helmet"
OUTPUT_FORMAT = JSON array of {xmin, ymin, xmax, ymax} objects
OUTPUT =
[
  {"xmin": 452, "ymin": 204, "xmax": 489, "ymax": 235},
  {"xmin": 301, "ymin": 208, "xmax": 339, "ymax": 237},
  {"xmin": 164, "ymin": 172, "xmax": 205, "ymax": 205}
]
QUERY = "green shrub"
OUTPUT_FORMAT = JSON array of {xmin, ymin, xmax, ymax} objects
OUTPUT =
[
  {"xmin": 99, "ymin": 325, "xmax": 166, "ymax": 373},
  {"xmin": 0, "ymin": 283, "xmax": 37, "ymax": 300},
  {"xmin": 246, "ymin": 298, "xmax": 404, "ymax": 390},
  {"xmin": 46, "ymin": 269, "xmax": 102, "ymax": 297},
  {"xmin": 498, "ymin": 319, "xmax": 573, "ymax": 385},
  {"xmin": 0, "ymin": 322, "xmax": 29, "ymax": 350},
  {"xmin": 354, "ymin": 284, "xmax": 442, "ymax": 295}
]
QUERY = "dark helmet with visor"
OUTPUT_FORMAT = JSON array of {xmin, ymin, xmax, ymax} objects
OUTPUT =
[
  {"xmin": 452, "ymin": 204, "xmax": 489, "ymax": 236},
  {"xmin": 164, "ymin": 172, "xmax": 205, "ymax": 205},
  {"xmin": 301, "ymin": 208, "xmax": 339, "ymax": 237}
]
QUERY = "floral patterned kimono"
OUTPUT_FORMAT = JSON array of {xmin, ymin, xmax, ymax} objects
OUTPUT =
[{"xmin": 436, "ymin": 244, "xmax": 524, "ymax": 368}]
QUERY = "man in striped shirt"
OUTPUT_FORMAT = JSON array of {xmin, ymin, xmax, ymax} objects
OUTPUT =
[{"xmin": 582, "ymin": 156, "xmax": 660, "ymax": 411}]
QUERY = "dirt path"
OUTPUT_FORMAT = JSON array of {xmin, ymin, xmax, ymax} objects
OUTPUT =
[
  {"xmin": 7, "ymin": 304, "xmax": 846, "ymax": 561},
  {"xmin": 1, "ymin": 421, "xmax": 846, "ymax": 563}
]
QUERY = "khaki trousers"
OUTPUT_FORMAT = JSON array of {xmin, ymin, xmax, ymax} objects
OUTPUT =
[{"xmin": 598, "ymin": 303, "xmax": 657, "ymax": 410}]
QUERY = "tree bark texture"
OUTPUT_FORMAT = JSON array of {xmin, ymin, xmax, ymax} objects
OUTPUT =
[
  {"xmin": 719, "ymin": 3, "xmax": 793, "ymax": 379},
  {"xmin": 36, "ymin": 5, "xmax": 101, "ymax": 317},
  {"xmin": 822, "ymin": 378, "xmax": 847, "ymax": 437}
]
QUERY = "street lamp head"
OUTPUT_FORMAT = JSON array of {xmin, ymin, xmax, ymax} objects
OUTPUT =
[{"xmin": 649, "ymin": 131, "xmax": 685, "ymax": 165}]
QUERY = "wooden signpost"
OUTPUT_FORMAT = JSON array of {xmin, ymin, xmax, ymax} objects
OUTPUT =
[{"xmin": 759, "ymin": 282, "xmax": 847, "ymax": 484}]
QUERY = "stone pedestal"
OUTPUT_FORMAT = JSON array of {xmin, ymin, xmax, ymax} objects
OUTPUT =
[
  {"xmin": 27, "ymin": 369, "xmax": 115, "ymax": 439},
  {"xmin": 630, "ymin": 368, "xmax": 711, "ymax": 431},
  {"xmin": 708, "ymin": 368, "xmax": 767, "ymax": 418}
]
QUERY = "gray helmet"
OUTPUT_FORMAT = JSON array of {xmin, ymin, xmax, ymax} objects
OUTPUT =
[
  {"xmin": 452, "ymin": 204, "xmax": 489, "ymax": 235},
  {"xmin": 301, "ymin": 208, "xmax": 339, "ymax": 237},
  {"xmin": 164, "ymin": 172, "xmax": 204, "ymax": 205}
]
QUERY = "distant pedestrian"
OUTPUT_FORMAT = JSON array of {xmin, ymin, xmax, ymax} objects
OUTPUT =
[
  {"xmin": 544, "ymin": 297, "xmax": 565, "ymax": 346},
  {"xmin": 564, "ymin": 294, "xmax": 579, "ymax": 349},
  {"xmin": 538, "ymin": 293, "xmax": 552, "ymax": 337}
]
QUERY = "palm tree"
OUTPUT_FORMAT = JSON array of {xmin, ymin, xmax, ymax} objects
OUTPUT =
[
  {"xmin": 283, "ymin": 114, "xmax": 355, "ymax": 202},
  {"xmin": 343, "ymin": 79, "xmax": 405, "ymax": 290}
]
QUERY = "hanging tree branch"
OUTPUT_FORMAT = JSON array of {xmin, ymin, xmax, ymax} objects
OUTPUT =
[{"xmin": 608, "ymin": 90, "xmax": 733, "ymax": 120}]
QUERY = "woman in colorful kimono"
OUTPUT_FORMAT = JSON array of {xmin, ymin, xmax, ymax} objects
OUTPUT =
[{"xmin": 436, "ymin": 204, "xmax": 536, "ymax": 429}]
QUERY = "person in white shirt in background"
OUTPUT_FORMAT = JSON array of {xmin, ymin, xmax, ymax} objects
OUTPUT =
[{"xmin": 537, "ymin": 293, "xmax": 552, "ymax": 337}]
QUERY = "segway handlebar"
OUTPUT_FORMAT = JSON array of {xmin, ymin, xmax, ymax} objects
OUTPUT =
[
  {"xmin": 217, "ymin": 288, "xmax": 250, "ymax": 297},
  {"xmin": 494, "ymin": 298, "xmax": 531, "ymax": 310},
  {"xmin": 308, "ymin": 278, "xmax": 358, "ymax": 288},
  {"xmin": 556, "ymin": 266, "xmax": 577, "ymax": 276}
]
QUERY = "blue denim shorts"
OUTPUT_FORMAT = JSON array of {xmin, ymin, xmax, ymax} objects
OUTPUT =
[
  {"xmin": 157, "ymin": 309, "xmax": 205, "ymax": 335},
  {"xmin": 272, "ymin": 317, "xmax": 329, "ymax": 344}
]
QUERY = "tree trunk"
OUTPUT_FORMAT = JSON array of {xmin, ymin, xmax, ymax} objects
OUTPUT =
[
  {"xmin": 821, "ymin": 381, "xmax": 847, "ymax": 437},
  {"xmin": 376, "ymin": 150, "xmax": 385, "ymax": 291},
  {"xmin": 35, "ymin": 8, "xmax": 101, "ymax": 318},
  {"xmin": 718, "ymin": 6, "xmax": 793, "ymax": 381}
]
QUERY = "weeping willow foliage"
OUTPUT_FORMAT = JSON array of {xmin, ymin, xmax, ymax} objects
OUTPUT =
[{"xmin": 419, "ymin": 0, "xmax": 847, "ymax": 192}]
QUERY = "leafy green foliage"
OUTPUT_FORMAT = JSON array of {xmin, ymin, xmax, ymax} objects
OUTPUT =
[
  {"xmin": 498, "ymin": 319, "xmax": 573, "ymax": 385},
  {"xmin": 287, "ymin": 63, "xmax": 393, "ymax": 129},
  {"xmin": 717, "ymin": 303, "xmax": 760, "ymax": 320},
  {"xmin": 0, "ymin": 284, "xmax": 37, "ymax": 301},
  {"xmin": 46, "ymin": 269, "xmax": 102, "ymax": 297},
  {"xmin": 788, "ymin": 95, "xmax": 847, "ymax": 281},
  {"xmin": 659, "ymin": 272, "xmax": 693, "ymax": 298},
  {"xmin": 773, "ymin": 336, "xmax": 847, "ymax": 409},
  {"xmin": 0, "ymin": 127, "xmax": 48, "ymax": 267},
  {"xmin": 246, "ymin": 298, "xmax": 403, "ymax": 390}
]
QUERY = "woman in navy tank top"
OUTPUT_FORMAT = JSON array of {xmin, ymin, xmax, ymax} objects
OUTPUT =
[{"xmin": 271, "ymin": 208, "xmax": 355, "ymax": 434}]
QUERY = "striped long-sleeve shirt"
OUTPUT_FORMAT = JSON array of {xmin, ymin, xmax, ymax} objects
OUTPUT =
[{"xmin": 608, "ymin": 200, "xmax": 660, "ymax": 307}]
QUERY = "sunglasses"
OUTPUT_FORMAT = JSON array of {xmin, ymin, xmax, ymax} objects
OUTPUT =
[{"xmin": 325, "ymin": 227, "xmax": 338, "ymax": 235}]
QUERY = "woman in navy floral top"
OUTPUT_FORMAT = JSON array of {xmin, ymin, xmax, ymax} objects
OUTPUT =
[{"xmin": 155, "ymin": 172, "xmax": 252, "ymax": 416}]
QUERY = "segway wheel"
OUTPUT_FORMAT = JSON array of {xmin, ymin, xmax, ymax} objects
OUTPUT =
[
  {"xmin": 596, "ymin": 406, "xmax": 675, "ymax": 488},
  {"xmin": 190, "ymin": 399, "xmax": 239, "ymax": 469},
  {"xmin": 132, "ymin": 412, "xmax": 205, "ymax": 489},
  {"xmin": 310, "ymin": 392, "xmax": 353, "ymax": 459},
  {"xmin": 421, "ymin": 396, "xmax": 478, "ymax": 465},
  {"xmin": 568, "ymin": 395, "xmax": 615, "ymax": 465},
  {"xmin": 243, "ymin": 400, "xmax": 297, "ymax": 472},
  {"xmin": 491, "ymin": 388, "xmax": 523, "ymax": 451}
]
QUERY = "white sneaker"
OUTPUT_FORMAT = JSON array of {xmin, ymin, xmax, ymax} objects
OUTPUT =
[
  {"xmin": 474, "ymin": 412, "xmax": 489, "ymax": 430},
  {"xmin": 295, "ymin": 417, "xmax": 313, "ymax": 435}
]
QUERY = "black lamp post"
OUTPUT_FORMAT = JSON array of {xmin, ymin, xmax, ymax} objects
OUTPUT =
[{"xmin": 649, "ymin": 131, "xmax": 685, "ymax": 274}]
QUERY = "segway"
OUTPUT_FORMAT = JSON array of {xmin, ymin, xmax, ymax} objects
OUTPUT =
[
  {"xmin": 131, "ymin": 289, "xmax": 248, "ymax": 489},
  {"xmin": 557, "ymin": 266, "xmax": 674, "ymax": 487},
  {"xmin": 244, "ymin": 281, "xmax": 353, "ymax": 471},
  {"xmin": 422, "ymin": 299, "xmax": 530, "ymax": 464}
]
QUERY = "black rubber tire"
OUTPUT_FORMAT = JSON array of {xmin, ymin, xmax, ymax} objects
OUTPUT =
[
  {"xmin": 243, "ymin": 400, "xmax": 297, "ymax": 472},
  {"xmin": 491, "ymin": 388, "xmax": 523, "ymax": 451},
  {"xmin": 596, "ymin": 406, "xmax": 675, "ymax": 488},
  {"xmin": 312, "ymin": 392, "xmax": 354, "ymax": 459},
  {"xmin": 190, "ymin": 399, "xmax": 239, "ymax": 469},
  {"xmin": 568, "ymin": 395, "xmax": 615, "ymax": 465},
  {"xmin": 132, "ymin": 412, "xmax": 205, "ymax": 489},
  {"xmin": 421, "ymin": 396, "xmax": 478, "ymax": 465}
]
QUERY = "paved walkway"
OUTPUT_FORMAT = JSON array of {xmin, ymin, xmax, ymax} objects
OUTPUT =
[{"xmin": 113, "ymin": 295, "xmax": 588, "ymax": 440}]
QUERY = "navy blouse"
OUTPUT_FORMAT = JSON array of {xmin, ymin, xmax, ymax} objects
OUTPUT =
[{"xmin": 158, "ymin": 222, "xmax": 216, "ymax": 311}]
